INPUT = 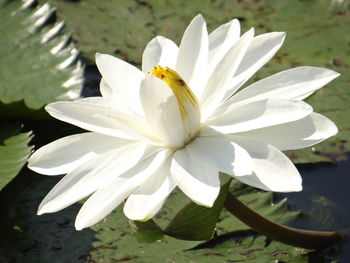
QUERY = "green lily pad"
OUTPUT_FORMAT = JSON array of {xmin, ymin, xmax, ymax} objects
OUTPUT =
[
  {"xmin": 217, "ymin": 180, "xmax": 301, "ymax": 234},
  {"xmin": 158, "ymin": 175, "xmax": 231, "ymax": 241},
  {"xmin": 89, "ymin": 183, "xmax": 308, "ymax": 263},
  {"xmin": 0, "ymin": 0, "xmax": 83, "ymax": 110},
  {"xmin": 0, "ymin": 124, "xmax": 32, "ymax": 191}
]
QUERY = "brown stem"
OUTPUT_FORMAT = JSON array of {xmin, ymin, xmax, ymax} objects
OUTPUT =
[{"xmin": 224, "ymin": 192, "xmax": 344, "ymax": 249}]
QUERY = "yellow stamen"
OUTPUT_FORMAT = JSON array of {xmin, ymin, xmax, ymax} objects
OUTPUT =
[{"xmin": 151, "ymin": 65, "xmax": 200, "ymax": 118}]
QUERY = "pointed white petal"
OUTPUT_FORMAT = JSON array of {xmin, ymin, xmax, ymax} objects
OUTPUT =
[
  {"xmin": 99, "ymin": 78, "xmax": 113, "ymax": 98},
  {"xmin": 225, "ymin": 32, "xmax": 286, "ymax": 97},
  {"xmin": 95, "ymin": 53, "xmax": 145, "ymax": 115},
  {"xmin": 45, "ymin": 100, "xmax": 148, "ymax": 140},
  {"xmin": 99, "ymin": 79, "xmax": 139, "ymax": 117},
  {"xmin": 186, "ymin": 136, "xmax": 253, "ymax": 176},
  {"xmin": 209, "ymin": 18, "xmax": 240, "ymax": 54},
  {"xmin": 142, "ymin": 36, "xmax": 179, "ymax": 73},
  {"xmin": 37, "ymin": 142, "xmax": 154, "ymax": 216},
  {"xmin": 208, "ymin": 19, "xmax": 240, "ymax": 75},
  {"xmin": 171, "ymin": 149, "xmax": 220, "ymax": 207},
  {"xmin": 201, "ymin": 29, "xmax": 254, "ymax": 120},
  {"xmin": 74, "ymin": 149, "xmax": 170, "ymax": 230},
  {"xmin": 140, "ymin": 75, "xmax": 185, "ymax": 148},
  {"xmin": 235, "ymin": 112, "xmax": 338, "ymax": 150},
  {"xmin": 28, "ymin": 132, "xmax": 131, "ymax": 175},
  {"xmin": 176, "ymin": 14, "xmax": 208, "ymax": 98},
  {"xmin": 73, "ymin": 96, "xmax": 131, "ymax": 113},
  {"xmin": 123, "ymin": 158, "xmax": 176, "ymax": 220},
  {"xmin": 229, "ymin": 67, "xmax": 340, "ymax": 105},
  {"xmin": 208, "ymin": 99, "xmax": 313, "ymax": 134},
  {"xmin": 232, "ymin": 137, "xmax": 302, "ymax": 192}
]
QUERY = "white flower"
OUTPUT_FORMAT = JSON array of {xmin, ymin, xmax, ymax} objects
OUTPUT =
[{"xmin": 28, "ymin": 14, "xmax": 339, "ymax": 230}]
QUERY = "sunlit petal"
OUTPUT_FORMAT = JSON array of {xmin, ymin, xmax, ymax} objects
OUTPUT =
[
  {"xmin": 176, "ymin": 14, "xmax": 208, "ymax": 98},
  {"xmin": 140, "ymin": 74, "xmax": 185, "ymax": 147},
  {"xmin": 124, "ymin": 156, "xmax": 176, "ymax": 221},
  {"xmin": 228, "ymin": 66, "xmax": 340, "ymax": 105},
  {"xmin": 186, "ymin": 136, "xmax": 253, "ymax": 176},
  {"xmin": 208, "ymin": 99, "xmax": 313, "ymax": 134},
  {"xmin": 38, "ymin": 142, "xmax": 154, "ymax": 215},
  {"xmin": 95, "ymin": 53, "xmax": 145, "ymax": 115},
  {"xmin": 201, "ymin": 29, "xmax": 254, "ymax": 120},
  {"xmin": 142, "ymin": 36, "xmax": 178, "ymax": 73},
  {"xmin": 225, "ymin": 32, "xmax": 286, "ymax": 97},
  {"xmin": 232, "ymin": 137, "xmax": 302, "ymax": 192},
  {"xmin": 208, "ymin": 18, "xmax": 240, "ymax": 75},
  {"xmin": 75, "ymin": 150, "xmax": 170, "ymax": 230},
  {"xmin": 171, "ymin": 149, "xmax": 220, "ymax": 207},
  {"xmin": 28, "ymin": 132, "xmax": 131, "ymax": 175},
  {"xmin": 234, "ymin": 112, "xmax": 338, "ymax": 150}
]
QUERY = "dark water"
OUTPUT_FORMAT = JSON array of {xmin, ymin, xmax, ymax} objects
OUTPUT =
[{"xmin": 285, "ymin": 154, "xmax": 350, "ymax": 262}]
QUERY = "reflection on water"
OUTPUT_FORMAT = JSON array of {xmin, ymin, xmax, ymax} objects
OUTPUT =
[{"xmin": 284, "ymin": 153, "xmax": 350, "ymax": 262}]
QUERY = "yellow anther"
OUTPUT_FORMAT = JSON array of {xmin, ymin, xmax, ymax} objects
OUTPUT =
[{"xmin": 151, "ymin": 66, "xmax": 200, "ymax": 118}]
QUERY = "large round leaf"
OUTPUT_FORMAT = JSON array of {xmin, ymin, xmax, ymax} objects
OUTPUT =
[
  {"xmin": 0, "ymin": 124, "xmax": 32, "ymax": 191},
  {"xmin": 0, "ymin": 0, "xmax": 83, "ymax": 110}
]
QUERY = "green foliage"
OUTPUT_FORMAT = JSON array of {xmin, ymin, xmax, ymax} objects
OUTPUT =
[
  {"xmin": 217, "ymin": 181, "xmax": 301, "ymax": 234},
  {"xmin": 88, "ymin": 184, "xmax": 308, "ymax": 263},
  {"xmin": 0, "ymin": 124, "xmax": 32, "ymax": 191},
  {"xmin": 0, "ymin": 0, "xmax": 83, "ymax": 110},
  {"xmin": 0, "ymin": 0, "xmax": 84, "ymax": 193},
  {"xmin": 154, "ymin": 174, "xmax": 232, "ymax": 240}
]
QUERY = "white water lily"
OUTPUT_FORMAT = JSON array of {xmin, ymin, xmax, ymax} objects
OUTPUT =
[{"xmin": 28, "ymin": 14, "xmax": 339, "ymax": 230}]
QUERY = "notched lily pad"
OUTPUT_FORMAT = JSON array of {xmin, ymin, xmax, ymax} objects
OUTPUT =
[
  {"xmin": 0, "ymin": 124, "xmax": 32, "ymax": 191},
  {"xmin": 0, "ymin": 0, "xmax": 84, "ymax": 110}
]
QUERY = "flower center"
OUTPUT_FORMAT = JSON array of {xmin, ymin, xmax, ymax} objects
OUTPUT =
[{"xmin": 151, "ymin": 65, "xmax": 201, "ymax": 145}]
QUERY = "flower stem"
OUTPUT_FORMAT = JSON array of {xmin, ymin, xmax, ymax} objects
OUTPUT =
[{"xmin": 224, "ymin": 192, "xmax": 344, "ymax": 249}]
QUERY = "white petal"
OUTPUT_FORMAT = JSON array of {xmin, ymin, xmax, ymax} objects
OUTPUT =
[
  {"xmin": 99, "ymin": 78, "xmax": 113, "ymax": 98},
  {"xmin": 225, "ymin": 32, "xmax": 286, "ymax": 97},
  {"xmin": 234, "ymin": 112, "xmax": 338, "ymax": 150},
  {"xmin": 73, "ymin": 96, "xmax": 131, "ymax": 113},
  {"xmin": 201, "ymin": 29, "xmax": 254, "ymax": 120},
  {"xmin": 142, "ymin": 36, "xmax": 179, "ymax": 73},
  {"xmin": 228, "ymin": 67, "xmax": 340, "ymax": 104},
  {"xmin": 99, "ymin": 79, "xmax": 134, "ymax": 114},
  {"xmin": 98, "ymin": 81, "xmax": 145, "ymax": 126},
  {"xmin": 208, "ymin": 19, "xmax": 240, "ymax": 75},
  {"xmin": 208, "ymin": 99, "xmax": 313, "ymax": 134},
  {"xmin": 95, "ymin": 53, "xmax": 145, "ymax": 115},
  {"xmin": 45, "ymin": 100, "xmax": 148, "ymax": 140},
  {"xmin": 140, "ymin": 75, "xmax": 185, "ymax": 148},
  {"xmin": 171, "ymin": 149, "xmax": 220, "ymax": 207},
  {"xmin": 123, "ymin": 158, "xmax": 176, "ymax": 221},
  {"xmin": 74, "ymin": 149, "xmax": 170, "ymax": 230},
  {"xmin": 28, "ymin": 132, "xmax": 131, "ymax": 175},
  {"xmin": 232, "ymin": 137, "xmax": 302, "ymax": 192},
  {"xmin": 186, "ymin": 136, "xmax": 253, "ymax": 176},
  {"xmin": 38, "ymin": 142, "xmax": 154, "ymax": 215},
  {"xmin": 176, "ymin": 14, "xmax": 208, "ymax": 98}
]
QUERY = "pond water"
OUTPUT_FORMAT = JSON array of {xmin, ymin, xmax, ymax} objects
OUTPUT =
[{"xmin": 285, "ymin": 154, "xmax": 350, "ymax": 262}]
